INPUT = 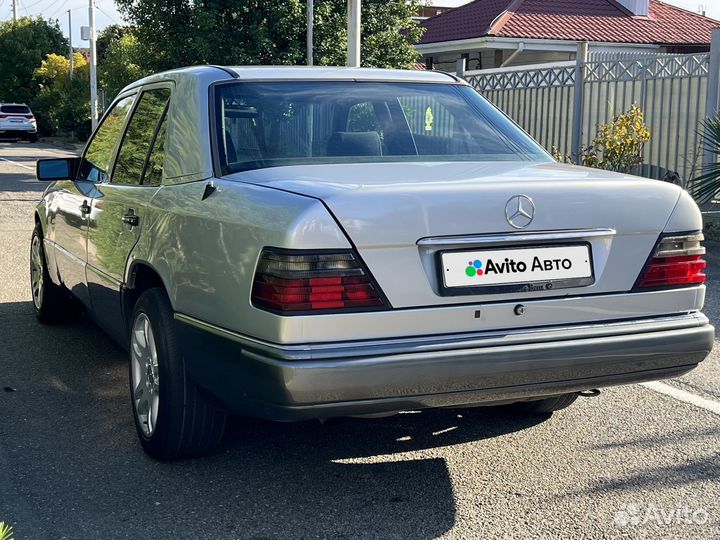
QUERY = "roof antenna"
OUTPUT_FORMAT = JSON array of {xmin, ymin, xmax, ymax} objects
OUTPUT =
[{"xmin": 698, "ymin": 4, "xmax": 706, "ymax": 16}]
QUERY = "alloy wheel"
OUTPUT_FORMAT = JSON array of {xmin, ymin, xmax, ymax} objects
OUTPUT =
[
  {"xmin": 131, "ymin": 313, "xmax": 160, "ymax": 437},
  {"xmin": 30, "ymin": 234, "xmax": 44, "ymax": 310}
]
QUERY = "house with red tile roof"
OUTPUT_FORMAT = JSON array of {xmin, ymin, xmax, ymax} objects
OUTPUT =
[{"xmin": 417, "ymin": 0, "xmax": 720, "ymax": 71}]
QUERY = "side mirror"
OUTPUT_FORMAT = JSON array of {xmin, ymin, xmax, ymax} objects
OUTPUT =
[{"xmin": 36, "ymin": 157, "xmax": 80, "ymax": 181}]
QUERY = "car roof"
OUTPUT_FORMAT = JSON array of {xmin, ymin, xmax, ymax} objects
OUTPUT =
[
  {"xmin": 223, "ymin": 66, "xmax": 461, "ymax": 83},
  {"xmin": 114, "ymin": 65, "xmax": 468, "ymax": 186},
  {"xmin": 121, "ymin": 65, "xmax": 463, "ymax": 93}
]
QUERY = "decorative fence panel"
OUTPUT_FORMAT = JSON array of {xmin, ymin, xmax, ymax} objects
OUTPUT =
[{"xmin": 465, "ymin": 52, "xmax": 713, "ymax": 182}]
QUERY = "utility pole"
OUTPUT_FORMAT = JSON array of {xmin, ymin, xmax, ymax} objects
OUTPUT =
[
  {"xmin": 89, "ymin": 0, "xmax": 99, "ymax": 129},
  {"xmin": 68, "ymin": 10, "xmax": 74, "ymax": 81},
  {"xmin": 307, "ymin": 0, "xmax": 315, "ymax": 66},
  {"xmin": 347, "ymin": 0, "xmax": 360, "ymax": 67},
  {"xmin": 12, "ymin": 0, "xmax": 17, "ymax": 22}
]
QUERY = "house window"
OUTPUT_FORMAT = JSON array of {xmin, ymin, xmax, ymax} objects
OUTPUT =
[{"xmin": 424, "ymin": 56, "xmax": 434, "ymax": 70}]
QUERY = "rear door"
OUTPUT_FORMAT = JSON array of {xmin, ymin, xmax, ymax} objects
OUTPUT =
[{"xmin": 86, "ymin": 85, "xmax": 172, "ymax": 341}]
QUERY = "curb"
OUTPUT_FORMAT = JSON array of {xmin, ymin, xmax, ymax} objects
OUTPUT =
[{"xmin": 37, "ymin": 139, "xmax": 84, "ymax": 153}]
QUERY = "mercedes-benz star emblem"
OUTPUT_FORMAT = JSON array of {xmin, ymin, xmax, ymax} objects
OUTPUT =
[{"xmin": 505, "ymin": 195, "xmax": 535, "ymax": 229}]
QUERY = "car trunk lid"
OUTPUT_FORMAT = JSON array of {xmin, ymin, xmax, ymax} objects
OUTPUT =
[{"xmin": 229, "ymin": 161, "xmax": 682, "ymax": 308}]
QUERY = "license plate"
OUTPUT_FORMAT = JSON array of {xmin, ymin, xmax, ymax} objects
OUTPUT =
[
  {"xmin": 441, "ymin": 244, "xmax": 593, "ymax": 291},
  {"xmin": 9, "ymin": 119, "xmax": 23, "ymax": 123}
]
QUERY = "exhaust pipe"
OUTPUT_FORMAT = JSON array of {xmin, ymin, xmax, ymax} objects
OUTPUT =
[{"xmin": 577, "ymin": 389, "xmax": 601, "ymax": 398}]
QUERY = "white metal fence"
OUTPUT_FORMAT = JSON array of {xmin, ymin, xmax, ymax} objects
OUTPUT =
[{"xmin": 464, "ymin": 43, "xmax": 720, "ymax": 183}]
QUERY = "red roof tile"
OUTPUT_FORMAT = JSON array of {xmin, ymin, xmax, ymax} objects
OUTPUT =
[{"xmin": 419, "ymin": 0, "xmax": 720, "ymax": 46}]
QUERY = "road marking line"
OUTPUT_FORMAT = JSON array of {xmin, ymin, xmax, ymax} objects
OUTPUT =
[
  {"xmin": 641, "ymin": 381, "xmax": 720, "ymax": 416},
  {"xmin": 0, "ymin": 157, "xmax": 34, "ymax": 170}
]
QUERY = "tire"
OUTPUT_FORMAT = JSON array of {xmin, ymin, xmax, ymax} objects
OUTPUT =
[
  {"xmin": 28, "ymin": 133, "xmax": 37, "ymax": 143},
  {"xmin": 129, "ymin": 287, "xmax": 227, "ymax": 460},
  {"xmin": 506, "ymin": 393, "xmax": 579, "ymax": 415},
  {"xmin": 30, "ymin": 223, "xmax": 79, "ymax": 323}
]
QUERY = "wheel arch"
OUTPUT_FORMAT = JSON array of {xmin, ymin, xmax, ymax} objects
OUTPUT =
[
  {"xmin": 123, "ymin": 260, "xmax": 173, "ymax": 332},
  {"xmin": 34, "ymin": 209, "xmax": 46, "ymax": 235}
]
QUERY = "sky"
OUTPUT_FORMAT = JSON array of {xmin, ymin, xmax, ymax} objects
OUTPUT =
[{"xmin": 0, "ymin": 0, "xmax": 718, "ymax": 48}]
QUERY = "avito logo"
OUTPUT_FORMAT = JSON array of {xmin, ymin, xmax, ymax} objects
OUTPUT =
[
  {"xmin": 464, "ymin": 256, "xmax": 574, "ymax": 278},
  {"xmin": 465, "ymin": 259, "xmax": 484, "ymax": 277}
]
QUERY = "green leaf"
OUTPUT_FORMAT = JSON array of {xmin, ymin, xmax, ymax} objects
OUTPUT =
[
  {"xmin": 0, "ymin": 521, "xmax": 14, "ymax": 540},
  {"xmin": 691, "ymin": 116, "xmax": 720, "ymax": 202}
]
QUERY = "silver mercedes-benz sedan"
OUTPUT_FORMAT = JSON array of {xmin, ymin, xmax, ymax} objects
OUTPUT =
[{"xmin": 32, "ymin": 66, "xmax": 714, "ymax": 459}]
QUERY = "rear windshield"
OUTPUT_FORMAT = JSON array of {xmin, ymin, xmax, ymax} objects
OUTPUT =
[
  {"xmin": 1, "ymin": 105, "xmax": 31, "ymax": 114},
  {"xmin": 214, "ymin": 81, "xmax": 550, "ymax": 174}
]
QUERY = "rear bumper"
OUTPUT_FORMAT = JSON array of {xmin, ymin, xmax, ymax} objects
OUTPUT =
[
  {"xmin": 176, "ymin": 312, "xmax": 714, "ymax": 420},
  {"xmin": 0, "ymin": 128, "xmax": 36, "ymax": 137}
]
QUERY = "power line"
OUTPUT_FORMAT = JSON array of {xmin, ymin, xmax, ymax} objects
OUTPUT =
[
  {"xmin": 21, "ymin": 0, "xmax": 47, "ymax": 10},
  {"xmin": 96, "ymin": 5, "xmax": 122, "ymax": 25},
  {"xmin": 48, "ymin": 0, "xmax": 67, "ymax": 17}
]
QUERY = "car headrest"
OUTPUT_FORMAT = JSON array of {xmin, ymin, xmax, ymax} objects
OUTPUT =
[{"xmin": 327, "ymin": 131, "xmax": 382, "ymax": 157}]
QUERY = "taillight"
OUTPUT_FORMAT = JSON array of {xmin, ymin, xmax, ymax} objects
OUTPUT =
[
  {"xmin": 25, "ymin": 115, "xmax": 34, "ymax": 120},
  {"xmin": 636, "ymin": 233, "xmax": 706, "ymax": 289},
  {"xmin": 251, "ymin": 249, "xmax": 387, "ymax": 313},
  {"xmin": 0, "ymin": 115, "xmax": 7, "ymax": 119}
]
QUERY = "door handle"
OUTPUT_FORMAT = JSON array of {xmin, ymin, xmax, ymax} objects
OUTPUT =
[
  {"xmin": 79, "ymin": 201, "xmax": 91, "ymax": 215},
  {"xmin": 122, "ymin": 211, "xmax": 139, "ymax": 227}
]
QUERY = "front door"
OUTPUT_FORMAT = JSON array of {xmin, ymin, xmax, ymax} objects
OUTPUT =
[
  {"xmin": 47, "ymin": 94, "xmax": 137, "ymax": 305},
  {"xmin": 86, "ymin": 86, "xmax": 172, "ymax": 343}
]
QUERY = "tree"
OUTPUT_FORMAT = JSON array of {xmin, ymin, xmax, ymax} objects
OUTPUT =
[
  {"xmin": 33, "ymin": 53, "xmax": 91, "ymax": 138},
  {"xmin": 0, "ymin": 17, "xmax": 68, "ymax": 105},
  {"xmin": 113, "ymin": 0, "xmax": 424, "ymax": 71},
  {"xmin": 313, "ymin": 0, "xmax": 424, "ymax": 68},
  {"xmin": 99, "ymin": 33, "xmax": 149, "ymax": 100},
  {"xmin": 97, "ymin": 24, "xmax": 132, "ymax": 65}
]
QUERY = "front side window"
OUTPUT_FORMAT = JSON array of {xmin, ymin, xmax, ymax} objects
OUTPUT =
[
  {"xmin": 113, "ymin": 88, "xmax": 171, "ymax": 186},
  {"xmin": 78, "ymin": 94, "xmax": 136, "ymax": 182},
  {"xmin": 215, "ymin": 81, "xmax": 550, "ymax": 174}
]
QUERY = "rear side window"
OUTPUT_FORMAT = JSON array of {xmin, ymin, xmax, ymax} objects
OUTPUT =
[
  {"xmin": 0, "ymin": 105, "xmax": 31, "ymax": 114},
  {"xmin": 142, "ymin": 112, "xmax": 169, "ymax": 186},
  {"xmin": 113, "ymin": 88, "xmax": 171, "ymax": 186},
  {"xmin": 78, "ymin": 95, "xmax": 136, "ymax": 182}
]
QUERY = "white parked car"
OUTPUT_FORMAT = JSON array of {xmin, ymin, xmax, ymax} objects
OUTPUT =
[
  {"xmin": 33, "ymin": 66, "xmax": 714, "ymax": 459},
  {"xmin": 0, "ymin": 103, "xmax": 37, "ymax": 142}
]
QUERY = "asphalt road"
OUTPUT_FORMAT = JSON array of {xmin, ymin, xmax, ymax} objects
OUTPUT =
[{"xmin": 1, "ymin": 141, "xmax": 719, "ymax": 540}]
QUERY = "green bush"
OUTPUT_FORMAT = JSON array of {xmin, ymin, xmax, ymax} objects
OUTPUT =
[{"xmin": 581, "ymin": 104, "xmax": 651, "ymax": 173}]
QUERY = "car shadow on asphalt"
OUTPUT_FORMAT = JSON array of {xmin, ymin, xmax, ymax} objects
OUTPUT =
[{"xmin": 0, "ymin": 300, "xmax": 548, "ymax": 539}]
